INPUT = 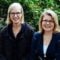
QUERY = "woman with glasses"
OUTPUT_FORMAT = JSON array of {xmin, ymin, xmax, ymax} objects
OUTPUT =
[
  {"xmin": 0, "ymin": 2, "xmax": 34, "ymax": 60},
  {"xmin": 30, "ymin": 9, "xmax": 60, "ymax": 60}
]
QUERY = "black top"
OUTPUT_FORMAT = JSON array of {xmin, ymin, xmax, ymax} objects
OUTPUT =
[
  {"xmin": 0, "ymin": 23, "xmax": 34, "ymax": 60},
  {"xmin": 29, "ymin": 32, "xmax": 60, "ymax": 60}
]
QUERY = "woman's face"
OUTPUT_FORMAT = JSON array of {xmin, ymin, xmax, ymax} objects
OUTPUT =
[
  {"xmin": 9, "ymin": 6, "xmax": 22, "ymax": 24},
  {"xmin": 41, "ymin": 14, "xmax": 55, "ymax": 32}
]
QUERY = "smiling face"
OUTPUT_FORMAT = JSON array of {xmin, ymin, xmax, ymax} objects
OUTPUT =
[
  {"xmin": 41, "ymin": 14, "xmax": 55, "ymax": 32},
  {"xmin": 9, "ymin": 6, "xmax": 22, "ymax": 24}
]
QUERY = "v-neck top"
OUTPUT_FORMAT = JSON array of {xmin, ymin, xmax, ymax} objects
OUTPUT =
[
  {"xmin": 31, "ymin": 32, "xmax": 60, "ymax": 60},
  {"xmin": 43, "ymin": 44, "xmax": 48, "ymax": 56}
]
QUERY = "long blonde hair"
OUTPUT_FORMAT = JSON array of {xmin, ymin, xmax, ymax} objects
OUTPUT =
[
  {"xmin": 39, "ymin": 9, "xmax": 60, "ymax": 32},
  {"xmin": 6, "ymin": 2, "xmax": 24, "ymax": 24}
]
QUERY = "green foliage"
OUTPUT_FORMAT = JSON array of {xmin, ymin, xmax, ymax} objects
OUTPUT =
[{"xmin": 0, "ymin": 0, "xmax": 60, "ymax": 31}]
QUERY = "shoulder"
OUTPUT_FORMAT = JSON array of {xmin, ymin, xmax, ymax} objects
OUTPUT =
[
  {"xmin": 1, "ymin": 26, "xmax": 8, "ymax": 33},
  {"xmin": 53, "ymin": 32, "xmax": 60, "ymax": 44},
  {"xmin": 33, "ymin": 31, "xmax": 42, "ymax": 38},
  {"xmin": 23, "ymin": 23, "xmax": 35, "ymax": 31},
  {"xmin": 0, "ymin": 24, "xmax": 10, "ymax": 35},
  {"xmin": 31, "ymin": 32, "xmax": 42, "ymax": 47},
  {"xmin": 32, "ymin": 31, "xmax": 42, "ymax": 42},
  {"xmin": 53, "ymin": 32, "xmax": 60, "ymax": 38},
  {"xmin": 54, "ymin": 33, "xmax": 60, "ymax": 50},
  {"xmin": 22, "ymin": 23, "xmax": 35, "ymax": 35}
]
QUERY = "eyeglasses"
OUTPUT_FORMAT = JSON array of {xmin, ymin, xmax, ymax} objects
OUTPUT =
[
  {"xmin": 9, "ymin": 12, "xmax": 22, "ymax": 15},
  {"xmin": 42, "ymin": 19, "xmax": 54, "ymax": 23}
]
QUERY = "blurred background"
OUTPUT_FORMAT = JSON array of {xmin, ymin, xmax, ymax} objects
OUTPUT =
[{"xmin": 0, "ymin": 0, "xmax": 60, "ymax": 31}]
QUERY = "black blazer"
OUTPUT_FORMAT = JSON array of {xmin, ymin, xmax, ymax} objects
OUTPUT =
[
  {"xmin": 0, "ymin": 23, "xmax": 34, "ymax": 60},
  {"xmin": 30, "ymin": 32, "xmax": 60, "ymax": 60}
]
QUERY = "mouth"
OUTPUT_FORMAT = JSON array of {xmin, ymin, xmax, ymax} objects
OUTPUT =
[
  {"xmin": 45, "ymin": 25, "xmax": 52, "ymax": 28},
  {"xmin": 13, "ymin": 18, "xmax": 19, "ymax": 21}
]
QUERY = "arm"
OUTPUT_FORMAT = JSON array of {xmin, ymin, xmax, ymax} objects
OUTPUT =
[
  {"xmin": 56, "ymin": 40, "xmax": 60, "ymax": 60},
  {"xmin": 55, "ymin": 33, "xmax": 60, "ymax": 60},
  {"xmin": 28, "ymin": 32, "xmax": 39, "ymax": 60},
  {"xmin": 0, "ymin": 33, "xmax": 6, "ymax": 60}
]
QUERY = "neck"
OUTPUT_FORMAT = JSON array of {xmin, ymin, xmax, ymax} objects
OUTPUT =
[
  {"xmin": 12, "ymin": 23, "xmax": 22, "ymax": 38},
  {"xmin": 12, "ymin": 23, "xmax": 21, "ymax": 29},
  {"xmin": 44, "ymin": 31, "xmax": 53, "ymax": 36}
]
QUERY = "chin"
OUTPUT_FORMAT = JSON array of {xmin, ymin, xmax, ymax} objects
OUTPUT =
[
  {"xmin": 45, "ymin": 30, "xmax": 52, "ymax": 32},
  {"xmin": 13, "ymin": 22, "xmax": 19, "ymax": 24},
  {"xmin": 13, "ymin": 21, "xmax": 19, "ymax": 23},
  {"xmin": 44, "ymin": 29, "xmax": 52, "ymax": 31}
]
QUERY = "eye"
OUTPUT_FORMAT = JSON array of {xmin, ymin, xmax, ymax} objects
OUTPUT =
[
  {"xmin": 9, "ymin": 12, "xmax": 22, "ymax": 15},
  {"xmin": 42, "ymin": 20, "xmax": 54, "ymax": 23}
]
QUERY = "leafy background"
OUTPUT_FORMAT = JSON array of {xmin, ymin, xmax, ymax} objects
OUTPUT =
[{"xmin": 0, "ymin": 0, "xmax": 60, "ymax": 31}]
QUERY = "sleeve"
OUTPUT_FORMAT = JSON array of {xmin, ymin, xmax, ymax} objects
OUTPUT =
[
  {"xmin": 24, "ymin": 24, "xmax": 35, "ymax": 60},
  {"xmin": 27, "ymin": 32, "xmax": 39, "ymax": 60},
  {"xmin": 0, "ymin": 32, "xmax": 6, "ymax": 60},
  {"xmin": 56, "ymin": 40, "xmax": 60, "ymax": 60},
  {"xmin": 55, "ymin": 34, "xmax": 60, "ymax": 60}
]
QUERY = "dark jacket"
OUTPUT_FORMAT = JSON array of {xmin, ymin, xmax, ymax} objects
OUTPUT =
[
  {"xmin": 30, "ymin": 32, "xmax": 60, "ymax": 60},
  {"xmin": 0, "ymin": 23, "xmax": 34, "ymax": 60}
]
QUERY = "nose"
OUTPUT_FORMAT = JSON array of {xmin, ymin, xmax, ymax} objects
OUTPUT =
[
  {"xmin": 14, "ymin": 14, "xmax": 17, "ymax": 17},
  {"xmin": 46, "ymin": 22, "xmax": 50, "ymax": 24}
]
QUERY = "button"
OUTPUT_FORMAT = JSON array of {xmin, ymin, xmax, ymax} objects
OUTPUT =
[{"xmin": 38, "ymin": 56, "xmax": 42, "ymax": 60}]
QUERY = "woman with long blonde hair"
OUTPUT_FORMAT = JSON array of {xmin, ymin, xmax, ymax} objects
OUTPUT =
[
  {"xmin": 30, "ymin": 9, "xmax": 60, "ymax": 60},
  {"xmin": 0, "ymin": 2, "xmax": 34, "ymax": 60}
]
